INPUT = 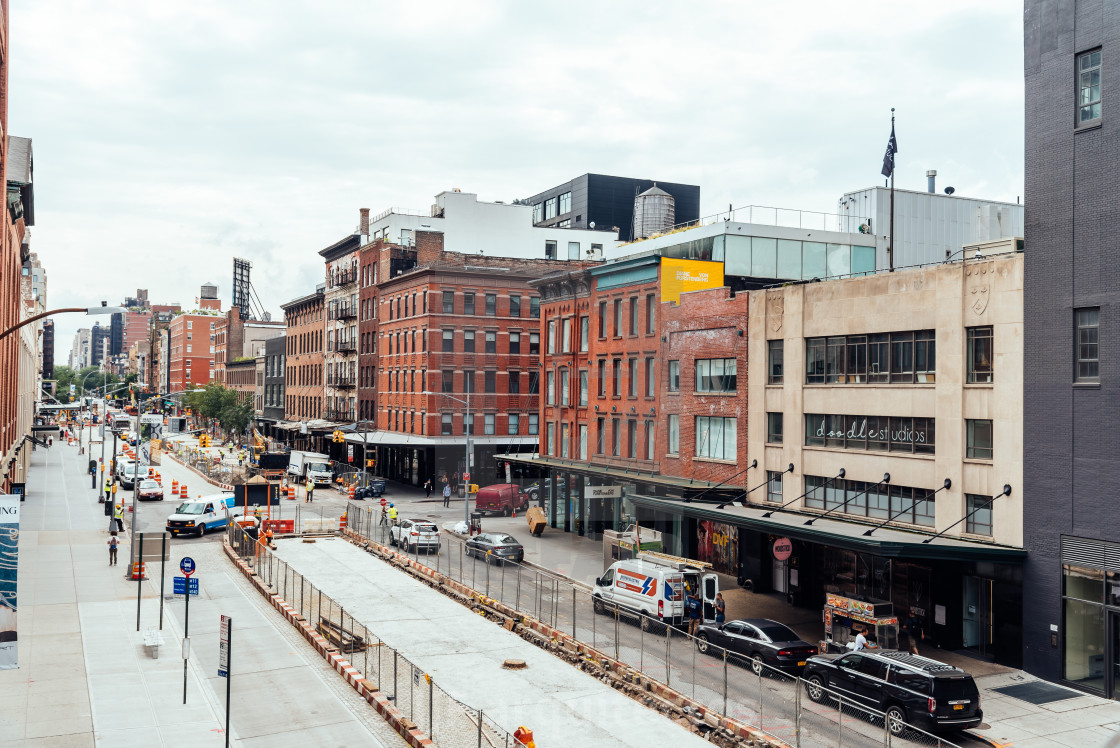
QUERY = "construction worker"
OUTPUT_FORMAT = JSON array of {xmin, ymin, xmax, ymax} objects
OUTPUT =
[
  {"xmin": 112, "ymin": 503, "xmax": 125, "ymax": 533},
  {"xmin": 103, "ymin": 476, "xmax": 112, "ymax": 503},
  {"xmin": 379, "ymin": 502, "xmax": 388, "ymax": 526},
  {"xmin": 305, "ymin": 476, "xmax": 314, "ymax": 503},
  {"xmin": 387, "ymin": 503, "xmax": 398, "ymax": 525}
]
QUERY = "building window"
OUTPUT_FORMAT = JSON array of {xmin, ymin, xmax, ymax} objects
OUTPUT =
[
  {"xmin": 768, "ymin": 340, "xmax": 784, "ymax": 384},
  {"xmin": 1078, "ymin": 49, "xmax": 1102, "ymax": 126},
  {"xmin": 485, "ymin": 371, "xmax": 496, "ymax": 393},
  {"xmin": 579, "ymin": 370, "xmax": 588, "ymax": 406},
  {"xmin": 545, "ymin": 196, "xmax": 558, "ymax": 220},
  {"xmin": 441, "ymin": 414, "xmax": 453, "ymax": 435},
  {"xmin": 767, "ymin": 412, "xmax": 783, "ymax": 444},
  {"xmin": 613, "ymin": 299, "xmax": 622, "ymax": 337},
  {"xmin": 766, "ymin": 471, "xmax": 783, "ymax": 503},
  {"xmin": 581, "ymin": 424, "xmax": 589, "ymax": 460},
  {"xmin": 965, "ymin": 494, "xmax": 993, "ymax": 536},
  {"xmin": 560, "ymin": 367, "xmax": 570, "ymax": 405},
  {"xmin": 1076, "ymin": 307, "xmax": 1100, "ymax": 382},
  {"xmin": 529, "ymin": 332, "xmax": 540, "ymax": 355},
  {"xmin": 508, "ymin": 371, "xmax": 520, "ymax": 394},
  {"xmin": 696, "ymin": 358, "xmax": 737, "ymax": 393},
  {"xmin": 532, "ymin": 203, "xmax": 543, "ymax": 223},
  {"xmin": 646, "ymin": 294, "xmax": 656, "ymax": 334},
  {"xmin": 485, "ymin": 331, "xmax": 496, "ymax": 354},
  {"xmin": 627, "ymin": 420, "xmax": 637, "ymax": 458},
  {"xmin": 628, "ymin": 358, "xmax": 638, "ymax": 397},
  {"xmin": 558, "ymin": 191, "xmax": 571, "ymax": 214},
  {"xmin": 611, "ymin": 418, "xmax": 621, "ymax": 456},
  {"xmin": 668, "ymin": 360, "xmax": 680, "ymax": 392},
  {"xmin": 598, "ymin": 301, "xmax": 607, "ymax": 338},
  {"xmin": 645, "ymin": 357, "xmax": 655, "ymax": 397},
  {"xmin": 561, "ymin": 423, "xmax": 570, "ymax": 458},
  {"xmin": 463, "ymin": 293, "xmax": 475, "ymax": 315},
  {"xmin": 509, "ymin": 332, "xmax": 520, "ymax": 354},
  {"xmin": 562, "ymin": 319, "xmax": 572, "ymax": 353},
  {"xmin": 966, "ymin": 326, "xmax": 994, "ymax": 384},
  {"xmin": 508, "ymin": 414, "xmax": 520, "ymax": 435},
  {"xmin": 510, "ymin": 296, "xmax": 521, "ymax": 318},
  {"xmin": 530, "ymin": 298, "xmax": 540, "ymax": 318},
  {"xmin": 629, "ymin": 297, "xmax": 638, "ymax": 335},
  {"xmin": 442, "ymin": 330, "xmax": 454, "ymax": 352},
  {"xmin": 644, "ymin": 421, "xmax": 654, "ymax": 459},
  {"xmin": 596, "ymin": 417, "xmax": 605, "ymax": 454},
  {"xmin": 612, "ymin": 359, "xmax": 621, "ymax": 396},
  {"xmin": 806, "ymin": 330, "xmax": 935, "ymax": 384},
  {"xmin": 464, "ymin": 413, "xmax": 475, "ymax": 435},
  {"xmin": 528, "ymin": 413, "xmax": 539, "ymax": 435},
  {"xmin": 484, "ymin": 414, "xmax": 495, "ymax": 435},
  {"xmin": 464, "ymin": 370, "xmax": 475, "ymax": 394},
  {"xmin": 597, "ymin": 359, "xmax": 606, "ymax": 396},
  {"xmin": 579, "ymin": 316, "xmax": 589, "ymax": 352},
  {"xmin": 546, "ymin": 370, "xmax": 555, "ymax": 405},
  {"xmin": 695, "ymin": 416, "xmax": 736, "ymax": 461},
  {"xmin": 463, "ymin": 330, "xmax": 475, "ymax": 353},
  {"xmin": 528, "ymin": 370, "xmax": 539, "ymax": 394},
  {"xmin": 667, "ymin": 414, "xmax": 679, "ymax": 455},
  {"xmin": 966, "ymin": 419, "xmax": 993, "ymax": 460},
  {"xmin": 485, "ymin": 294, "xmax": 496, "ymax": 316},
  {"xmin": 546, "ymin": 422, "xmax": 555, "ymax": 454}
]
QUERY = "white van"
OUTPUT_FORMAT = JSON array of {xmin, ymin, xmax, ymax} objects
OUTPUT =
[
  {"xmin": 591, "ymin": 552, "xmax": 718, "ymax": 629},
  {"xmin": 165, "ymin": 494, "xmax": 240, "ymax": 537}
]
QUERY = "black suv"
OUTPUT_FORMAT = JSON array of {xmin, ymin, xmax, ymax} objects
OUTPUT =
[{"xmin": 803, "ymin": 650, "xmax": 982, "ymax": 736}]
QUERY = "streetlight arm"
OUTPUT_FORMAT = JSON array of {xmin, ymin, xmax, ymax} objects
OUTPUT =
[{"xmin": 0, "ymin": 305, "xmax": 128, "ymax": 342}]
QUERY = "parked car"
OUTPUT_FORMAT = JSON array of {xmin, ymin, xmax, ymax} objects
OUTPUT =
[
  {"xmin": 137, "ymin": 479, "xmax": 164, "ymax": 501},
  {"xmin": 523, "ymin": 477, "xmax": 565, "ymax": 504},
  {"xmin": 465, "ymin": 533, "xmax": 524, "ymax": 564},
  {"xmin": 695, "ymin": 618, "xmax": 818, "ymax": 675},
  {"xmin": 114, "ymin": 457, "xmax": 136, "ymax": 480},
  {"xmin": 474, "ymin": 483, "xmax": 529, "ymax": 516},
  {"xmin": 803, "ymin": 649, "xmax": 983, "ymax": 736},
  {"xmin": 390, "ymin": 519, "xmax": 440, "ymax": 553}
]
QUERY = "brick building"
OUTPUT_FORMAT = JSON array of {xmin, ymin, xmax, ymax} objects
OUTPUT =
[
  {"xmin": 213, "ymin": 306, "xmax": 284, "ymax": 385},
  {"xmin": 167, "ymin": 291, "xmax": 221, "ymax": 392},
  {"xmin": 225, "ymin": 358, "xmax": 256, "ymax": 404},
  {"xmin": 281, "ymin": 288, "xmax": 324, "ymax": 423},
  {"xmin": 321, "ymin": 214, "xmax": 363, "ymax": 423}
]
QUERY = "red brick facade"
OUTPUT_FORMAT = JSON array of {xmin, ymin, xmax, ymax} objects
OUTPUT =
[
  {"xmin": 282, "ymin": 290, "xmax": 324, "ymax": 420},
  {"xmin": 168, "ymin": 306, "xmax": 221, "ymax": 392}
]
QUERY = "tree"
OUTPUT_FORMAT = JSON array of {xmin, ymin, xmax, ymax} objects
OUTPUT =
[{"xmin": 183, "ymin": 383, "xmax": 253, "ymax": 440}]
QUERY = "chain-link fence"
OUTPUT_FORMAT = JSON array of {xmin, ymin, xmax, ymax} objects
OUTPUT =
[
  {"xmin": 345, "ymin": 504, "xmax": 968, "ymax": 748},
  {"xmin": 226, "ymin": 522, "xmax": 527, "ymax": 748}
]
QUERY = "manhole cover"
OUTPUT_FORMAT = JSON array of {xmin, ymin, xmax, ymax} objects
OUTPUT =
[{"xmin": 502, "ymin": 659, "xmax": 527, "ymax": 670}]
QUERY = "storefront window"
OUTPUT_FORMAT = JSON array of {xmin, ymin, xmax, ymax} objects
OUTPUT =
[
  {"xmin": 1064, "ymin": 598, "xmax": 1105, "ymax": 690},
  {"xmin": 1064, "ymin": 564, "xmax": 1104, "ymax": 603}
]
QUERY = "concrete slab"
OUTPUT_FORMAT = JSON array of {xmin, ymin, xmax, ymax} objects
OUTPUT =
[{"xmin": 275, "ymin": 537, "xmax": 713, "ymax": 747}]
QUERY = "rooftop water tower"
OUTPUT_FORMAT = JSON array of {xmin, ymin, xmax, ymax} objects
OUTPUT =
[{"xmin": 632, "ymin": 184, "xmax": 676, "ymax": 239}]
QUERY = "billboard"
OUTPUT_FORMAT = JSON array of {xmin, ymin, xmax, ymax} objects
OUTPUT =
[
  {"xmin": 660, "ymin": 258, "xmax": 724, "ymax": 303},
  {"xmin": 696, "ymin": 519, "xmax": 738, "ymax": 577},
  {"xmin": 0, "ymin": 495, "xmax": 18, "ymax": 669}
]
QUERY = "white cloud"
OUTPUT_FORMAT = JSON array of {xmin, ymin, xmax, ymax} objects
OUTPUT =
[{"xmin": 10, "ymin": 0, "xmax": 1024, "ymax": 364}]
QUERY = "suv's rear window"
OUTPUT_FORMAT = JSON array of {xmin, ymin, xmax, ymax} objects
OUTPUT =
[
  {"xmin": 890, "ymin": 668, "xmax": 930, "ymax": 694},
  {"xmin": 931, "ymin": 677, "xmax": 978, "ymax": 700},
  {"xmin": 417, "ymin": 524, "xmax": 438, "ymax": 533}
]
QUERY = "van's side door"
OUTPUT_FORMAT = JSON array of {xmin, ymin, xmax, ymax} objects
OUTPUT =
[{"xmin": 702, "ymin": 574, "xmax": 719, "ymax": 620}]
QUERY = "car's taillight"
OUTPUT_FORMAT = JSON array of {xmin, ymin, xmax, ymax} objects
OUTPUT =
[
  {"xmin": 657, "ymin": 599, "xmax": 664, "ymax": 618},
  {"xmin": 809, "ymin": 648, "xmax": 818, "ymax": 654},
  {"xmin": 778, "ymin": 649, "xmax": 792, "ymax": 656},
  {"xmin": 927, "ymin": 697, "xmax": 937, "ymax": 714},
  {"xmin": 410, "ymin": 531, "xmax": 419, "ymax": 536}
]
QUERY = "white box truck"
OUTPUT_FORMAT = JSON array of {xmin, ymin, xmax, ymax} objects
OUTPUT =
[
  {"xmin": 591, "ymin": 551, "xmax": 718, "ymax": 630},
  {"xmin": 287, "ymin": 451, "xmax": 333, "ymax": 486}
]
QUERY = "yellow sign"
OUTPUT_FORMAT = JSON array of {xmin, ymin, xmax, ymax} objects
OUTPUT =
[{"xmin": 660, "ymin": 258, "xmax": 724, "ymax": 303}]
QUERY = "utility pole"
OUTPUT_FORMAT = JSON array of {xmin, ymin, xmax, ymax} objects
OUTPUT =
[{"xmin": 464, "ymin": 388, "xmax": 471, "ymax": 526}]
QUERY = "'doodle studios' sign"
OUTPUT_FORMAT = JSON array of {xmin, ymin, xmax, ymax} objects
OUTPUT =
[
  {"xmin": 0, "ymin": 495, "xmax": 17, "ymax": 670},
  {"xmin": 660, "ymin": 258, "xmax": 725, "ymax": 304}
]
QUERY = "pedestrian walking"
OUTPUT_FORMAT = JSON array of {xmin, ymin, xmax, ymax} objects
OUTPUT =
[
  {"xmin": 305, "ymin": 477, "xmax": 314, "ymax": 503},
  {"xmin": 687, "ymin": 590, "xmax": 703, "ymax": 637},
  {"xmin": 108, "ymin": 531, "xmax": 119, "ymax": 566},
  {"xmin": 903, "ymin": 608, "xmax": 925, "ymax": 655},
  {"xmin": 442, "ymin": 482, "xmax": 452, "ymax": 507},
  {"xmin": 112, "ymin": 504, "xmax": 125, "ymax": 533},
  {"xmin": 379, "ymin": 503, "xmax": 388, "ymax": 526},
  {"xmin": 424, "ymin": 479, "xmax": 432, "ymax": 499},
  {"xmin": 714, "ymin": 592, "xmax": 726, "ymax": 624}
]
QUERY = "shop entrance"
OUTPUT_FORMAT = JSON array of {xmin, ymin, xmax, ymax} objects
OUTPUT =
[
  {"xmin": 1109, "ymin": 611, "xmax": 1120, "ymax": 700},
  {"xmin": 963, "ymin": 576, "xmax": 994, "ymax": 658}
]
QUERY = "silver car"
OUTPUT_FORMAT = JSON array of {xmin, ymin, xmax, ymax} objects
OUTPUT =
[{"xmin": 391, "ymin": 519, "xmax": 440, "ymax": 553}]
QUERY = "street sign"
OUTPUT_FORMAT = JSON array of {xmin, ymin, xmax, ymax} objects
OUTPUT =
[
  {"xmin": 180, "ymin": 556, "xmax": 196, "ymax": 576},
  {"xmin": 347, "ymin": 444, "xmax": 353, "ymax": 462},
  {"xmin": 218, "ymin": 615, "xmax": 230, "ymax": 677},
  {"xmin": 173, "ymin": 576, "xmax": 199, "ymax": 596},
  {"xmin": 584, "ymin": 486, "xmax": 622, "ymax": 499},
  {"xmin": 141, "ymin": 414, "xmax": 162, "ymax": 425},
  {"xmin": 463, "ymin": 472, "xmax": 470, "ymax": 483}
]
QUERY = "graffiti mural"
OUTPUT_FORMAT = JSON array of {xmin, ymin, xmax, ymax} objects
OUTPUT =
[{"xmin": 697, "ymin": 520, "xmax": 738, "ymax": 576}]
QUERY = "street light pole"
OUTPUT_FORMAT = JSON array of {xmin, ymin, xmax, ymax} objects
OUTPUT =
[{"xmin": 464, "ymin": 388, "xmax": 471, "ymax": 526}]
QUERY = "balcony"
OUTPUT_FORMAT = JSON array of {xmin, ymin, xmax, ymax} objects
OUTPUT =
[
  {"xmin": 331, "ymin": 268, "xmax": 357, "ymax": 288},
  {"xmin": 329, "ymin": 304, "xmax": 356, "ymax": 321},
  {"xmin": 335, "ymin": 340, "xmax": 357, "ymax": 354},
  {"xmin": 325, "ymin": 407, "xmax": 355, "ymax": 422},
  {"xmin": 327, "ymin": 374, "xmax": 356, "ymax": 389}
]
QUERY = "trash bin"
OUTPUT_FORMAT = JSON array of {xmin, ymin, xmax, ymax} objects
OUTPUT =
[
  {"xmin": 458, "ymin": 483, "xmax": 466, "ymax": 499},
  {"xmin": 469, "ymin": 512, "xmax": 482, "ymax": 536}
]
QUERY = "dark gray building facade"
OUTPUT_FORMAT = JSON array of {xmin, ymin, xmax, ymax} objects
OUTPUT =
[
  {"xmin": 262, "ymin": 334, "xmax": 285, "ymax": 423},
  {"xmin": 526, "ymin": 173, "xmax": 700, "ymax": 243},
  {"xmin": 1024, "ymin": 0, "xmax": 1120, "ymax": 697}
]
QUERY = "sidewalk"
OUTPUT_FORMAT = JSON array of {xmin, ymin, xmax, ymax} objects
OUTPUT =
[
  {"xmin": 448, "ymin": 513, "xmax": 1120, "ymax": 748},
  {"xmin": 0, "ymin": 440, "xmax": 406, "ymax": 747}
]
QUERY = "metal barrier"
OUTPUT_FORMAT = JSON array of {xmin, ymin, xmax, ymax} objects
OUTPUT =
[
  {"xmin": 226, "ymin": 521, "xmax": 527, "ymax": 748},
  {"xmin": 346, "ymin": 504, "xmax": 968, "ymax": 748}
]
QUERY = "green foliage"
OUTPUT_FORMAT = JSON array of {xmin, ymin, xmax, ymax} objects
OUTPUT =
[
  {"xmin": 51, "ymin": 365, "xmax": 119, "ymax": 395},
  {"xmin": 184, "ymin": 383, "xmax": 253, "ymax": 438}
]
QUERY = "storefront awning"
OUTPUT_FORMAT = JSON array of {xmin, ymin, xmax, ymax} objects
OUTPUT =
[
  {"xmin": 345, "ymin": 431, "xmax": 538, "ymax": 448},
  {"xmin": 626, "ymin": 493, "xmax": 1026, "ymax": 563},
  {"xmin": 498, "ymin": 453, "xmax": 746, "ymax": 493}
]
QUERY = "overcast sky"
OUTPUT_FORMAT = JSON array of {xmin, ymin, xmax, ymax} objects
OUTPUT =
[{"xmin": 12, "ymin": 1, "xmax": 1024, "ymax": 366}]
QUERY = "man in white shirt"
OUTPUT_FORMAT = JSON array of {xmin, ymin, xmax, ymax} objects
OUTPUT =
[{"xmin": 854, "ymin": 627, "xmax": 869, "ymax": 650}]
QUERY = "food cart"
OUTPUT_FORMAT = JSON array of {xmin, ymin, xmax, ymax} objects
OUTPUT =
[{"xmin": 821, "ymin": 594, "xmax": 899, "ymax": 653}]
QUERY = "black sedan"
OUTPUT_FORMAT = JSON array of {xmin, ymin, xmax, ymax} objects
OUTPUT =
[
  {"xmin": 695, "ymin": 618, "xmax": 818, "ymax": 675},
  {"xmin": 465, "ymin": 533, "xmax": 524, "ymax": 565}
]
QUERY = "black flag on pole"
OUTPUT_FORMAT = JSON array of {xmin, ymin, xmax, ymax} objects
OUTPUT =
[{"xmin": 881, "ymin": 125, "xmax": 898, "ymax": 178}]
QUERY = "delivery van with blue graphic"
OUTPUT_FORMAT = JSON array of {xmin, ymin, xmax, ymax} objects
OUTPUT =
[{"xmin": 591, "ymin": 551, "xmax": 718, "ymax": 630}]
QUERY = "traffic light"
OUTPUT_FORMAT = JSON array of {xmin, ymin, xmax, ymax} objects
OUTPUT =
[
  {"xmin": 365, "ymin": 459, "xmax": 375, "ymax": 468},
  {"xmin": 333, "ymin": 430, "xmax": 344, "ymax": 443}
]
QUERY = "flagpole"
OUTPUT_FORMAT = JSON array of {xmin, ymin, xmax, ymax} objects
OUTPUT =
[{"xmin": 889, "ymin": 107, "xmax": 895, "ymax": 273}]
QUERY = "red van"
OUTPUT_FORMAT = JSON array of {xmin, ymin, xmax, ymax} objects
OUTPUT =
[{"xmin": 474, "ymin": 483, "xmax": 529, "ymax": 516}]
